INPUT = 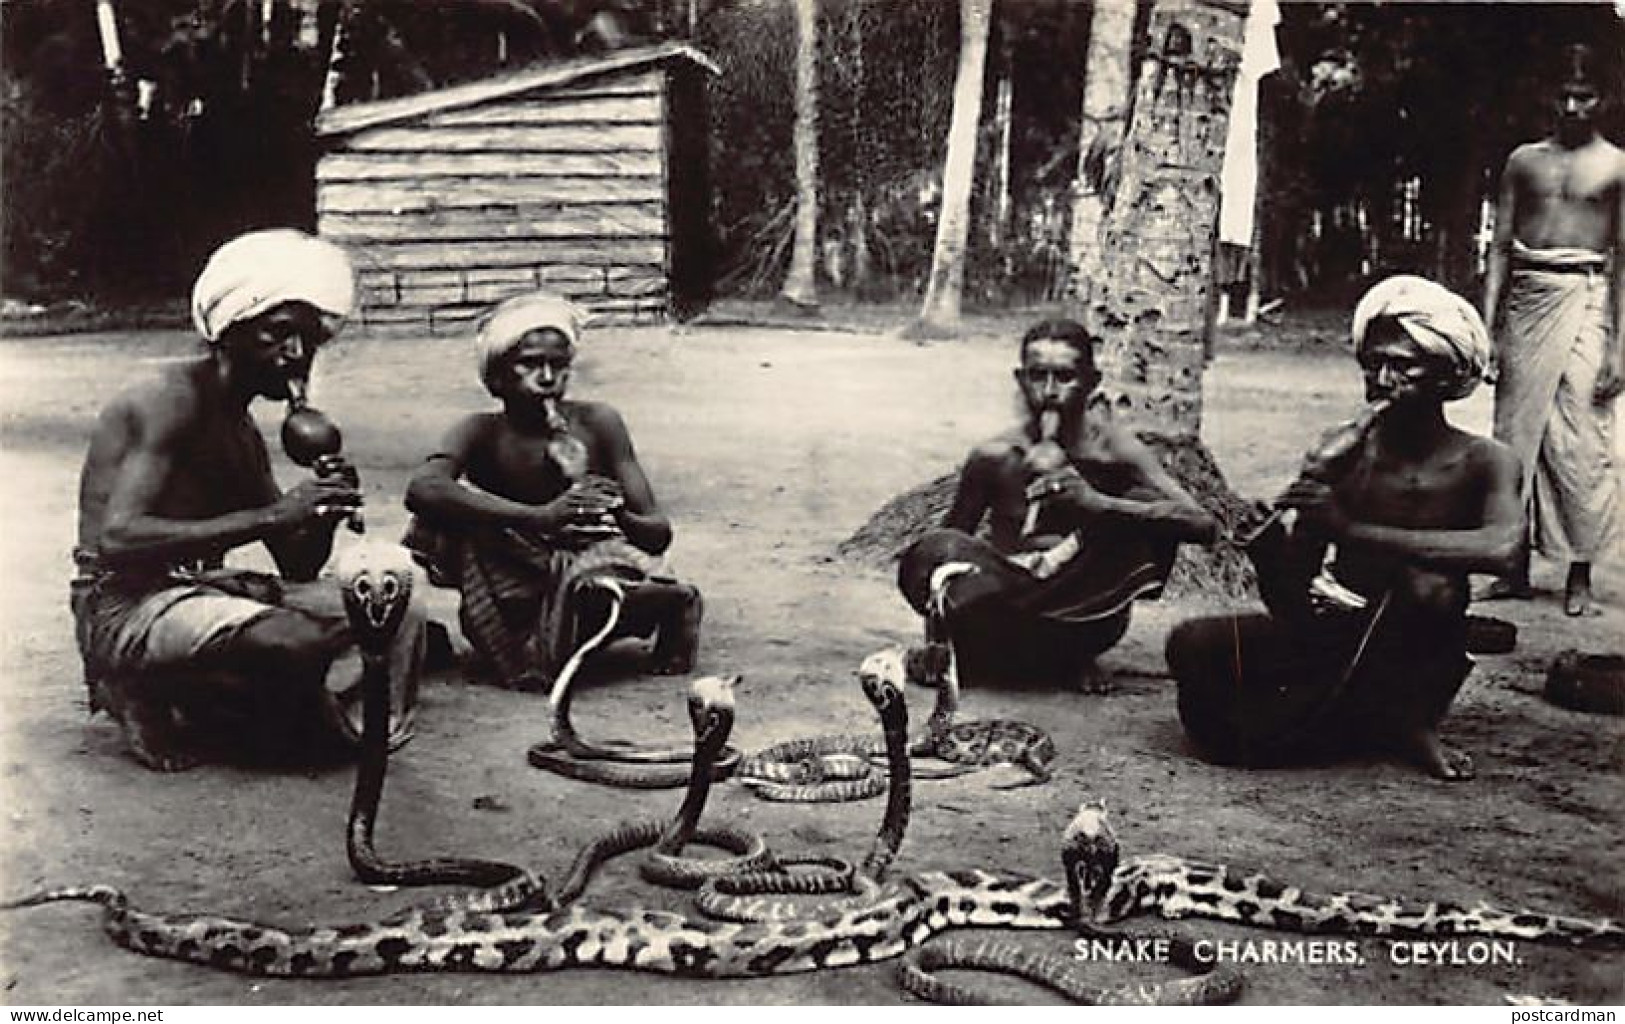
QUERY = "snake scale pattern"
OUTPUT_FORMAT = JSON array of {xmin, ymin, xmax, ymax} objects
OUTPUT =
[{"xmin": 7, "ymin": 550, "xmax": 1622, "ymax": 999}]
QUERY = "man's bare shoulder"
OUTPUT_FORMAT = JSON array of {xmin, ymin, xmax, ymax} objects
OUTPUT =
[
  {"xmin": 1090, "ymin": 418, "xmax": 1156, "ymax": 462},
  {"xmin": 1500, "ymin": 140, "xmax": 1549, "ymax": 179},
  {"xmin": 965, "ymin": 428, "xmax": 1026, "ymax": 464},
  {"xmin": 1449, "ymin": 427, "xmax": 1519, "ymax": 474},
  {"xmin": 568, "ymin": 398, "xmax": 633, "ymax": 436},
  {"xmin": 1602, "ymin": 136, "xmax": 1625, "ymax": 176},
  {"xmin": 98, "ymin": 361, "xmax": 206, "ymax": 439}
]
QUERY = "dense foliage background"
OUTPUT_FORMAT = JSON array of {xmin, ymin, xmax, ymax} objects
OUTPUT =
[{"xmin": 2, "ymin": 0, "xmax": 1621, "ymax": 310}]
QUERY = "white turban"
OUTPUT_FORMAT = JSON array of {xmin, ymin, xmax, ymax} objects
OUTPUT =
[
  {"xmin": 476, "ymin": 291, "xmax": 588, "ymax": 393},
  {"xmin": 1351, "ymin": 274, "xmax": 1490, "ymax": 402},
  {"xmin": 190, "ymin": 229, "xmax": 356, "ymax": 342}
]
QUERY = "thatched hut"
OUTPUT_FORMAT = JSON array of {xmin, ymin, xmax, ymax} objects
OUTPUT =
[{"xmin": 314, "ymin": 42, "xmax": 718, "ymax": 334}]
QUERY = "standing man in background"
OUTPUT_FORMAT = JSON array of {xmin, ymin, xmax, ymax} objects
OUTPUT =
[{"xmin": 1479, "ymin": 42, "xmax": 1625, "ymax": 616}]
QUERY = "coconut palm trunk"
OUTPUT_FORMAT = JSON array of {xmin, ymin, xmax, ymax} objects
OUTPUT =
[
  {"xmin": 904, "ymin": 0, "xmax": 994, "ymax": 339},
  {"xmin": 1090, "ymin": 0, "xmax": 1248, "ymax": 439},
  {"xmin": 1068, "ymin": 0, "xmax": 1137, "ymax": 299},
  {"xmin": 778, "ymin": 0, "xmax": 822, "ymax": 312}
]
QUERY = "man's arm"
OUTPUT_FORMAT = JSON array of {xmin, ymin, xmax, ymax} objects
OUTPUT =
[
  {"xmin": 1481, "ymin": 150, "xmax": 1521, "ymax": 362},
  {"xmin": 404, "ymin": 415, "xmax": 568, "ymax": 532},
  {"xmin": 244, "ymin": 437, "xmax": 351, "ymax": 583},
  {"xmin": 590, "ymin": 405, "xmax": 672, "ymax": 556},
  {"xmin": 1597, "ymin": 152, "xmax": 1625, "ymax": 403},
  {"xmin": 942, "ymin": 446, "xmax": 997, "ymax": 535},
  {"xmin": 1288, "ymin": 442, "xmax": 1524, "ymax": 576},
  {"xmin": 1042, "ymin": 427, "xmax": 1218, "ymax": 544},
  {"xmin": 97, "ymin": 399, "xmax": 354, "ymax": 572}
]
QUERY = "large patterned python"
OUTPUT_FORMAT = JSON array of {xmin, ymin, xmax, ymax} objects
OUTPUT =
[
  {"xmin": 527, "ymin": 576, "xmax": 740, "ymax": 789},
  {"xmin": 9, "ymin": 796, "xmax": 1615, "ymax": 987},
  {"xmin": 1063, "ymin": 801, "xmax": 1625, "ymax": 948}
]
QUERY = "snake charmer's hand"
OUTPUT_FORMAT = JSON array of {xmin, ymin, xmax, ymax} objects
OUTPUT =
[
  {"xmin": 1027, "ymin": 467, "xmax": 1108, "ymax": 515},
  {"xmin": 1277, "ymin": 476, "xmax": 1349, "ymax": 537},
  {"xmin": 312, "ymin": 452, "xmax": 360, "ymax": 488},
  {"xmin": 275, "ymin": 475, "xmax": 362, "ymax": 530}
]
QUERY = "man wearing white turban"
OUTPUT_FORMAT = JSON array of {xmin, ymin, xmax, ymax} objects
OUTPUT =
[
  {"xmin": 73, "ymin": 229, "xmax": 422, "ymax": 771},
  {"xmin": 1166, "ymin": 276, "xmax": 1524, "ymax": 781},
  {"xmin": 405, "ymin": 291, "xmax": 695, "ymax": 690}
]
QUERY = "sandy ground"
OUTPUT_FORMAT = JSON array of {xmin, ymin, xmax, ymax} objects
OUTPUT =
[{"xmin": 0, "ymin": 319, "xmax": 1620, "ymax": 1006}]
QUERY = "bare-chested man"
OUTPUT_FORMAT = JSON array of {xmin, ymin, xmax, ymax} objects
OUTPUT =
[
  {"xmin": 1479, "ymin": 43, "xmax": 1624, "ymax": 615},
  {"xmin": 1166, "ymin": 277, "xmax": 1524, "ymax": 781},
  {"xmin": 897, "ymin": 319, "xmax": 1218, "ymax": 692},
  {"xmin": 405, "ymin": 291, "xmax": 697, "ymax": 690},
  {"xmin": 74, "ymin": 229, "xmax": 422, "ymax": 771}
]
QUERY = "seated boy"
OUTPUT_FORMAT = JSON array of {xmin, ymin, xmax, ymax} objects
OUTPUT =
[{"xmin": 404, "ymin": 292, "xmax": 696, "ymax": 689}]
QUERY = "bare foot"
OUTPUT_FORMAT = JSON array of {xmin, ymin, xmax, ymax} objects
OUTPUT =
[
  {"xmin": 1564, "ymin": 566, "xmax": 1596, "ymax": 617},
  {"xmin": 1473, "ymin": 577, "xmax": 1532, "ymax": 602},
  {"xmin": 1071, "ymin": 660, "xmax": 1114, "ymax": 695},
  {"xmin": 121, "ymin": 703, "xmax": 200, "ymax": 773},
  {"xmin": 1397, "ymin": 727, "xmax": 1475, "ymax": 782}
]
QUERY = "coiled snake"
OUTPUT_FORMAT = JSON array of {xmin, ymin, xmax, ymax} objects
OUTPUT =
[
  {"xmin": 341, "ymin": 546, "xmax": 766, "ymax": 910},
  {"xmin": 694, "ymin": 648, "xmax": 914, "ymax": 923},
  {"xmin": 527, "ymin": 576, "xmax": 740, "ymax": 789},
  {"xmin": 734, "ymin": 563, "xmax": 1056, "ymax": 801}
]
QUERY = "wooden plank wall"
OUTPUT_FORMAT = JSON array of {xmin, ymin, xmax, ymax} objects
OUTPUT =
[{"xmin": 317, "ymin": 72, "xmax": 671, "ymax": 334}]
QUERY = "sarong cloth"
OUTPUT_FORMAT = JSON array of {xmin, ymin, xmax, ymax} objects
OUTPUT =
[
  {"xmin": 1493, "ymin": 241, "xmax": 1619, "ymax": 561},
  {"xmin": 898, "ymin": 521, "xmax": 1175, "ymax": 686},
  {"xmin": 70, "ymin": 549, "xmax": 424, "ymax": 746},
  {"xmin": 404, "ymin": 520, "xmax": 666, "ymax": 686},
  {"xmin": 1166, "ymin": 530, "xmax": 1470, "ymax": 765}
]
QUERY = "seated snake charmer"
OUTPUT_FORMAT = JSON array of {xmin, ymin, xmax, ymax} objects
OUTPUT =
[
  {"xmin": 897, "ymin": 319, "xmax": 1219, "ymax": 693},
  {"xmin": 1165, "ymin": 276, "xmax": 1525, "ymax": 782},
  {"xmin": 72, "ymin": 228, "xmax": 426, "ymax": 772},
  {"xmin": 404, "ymin": 291, "xmax": 696, "ymax": 690}
]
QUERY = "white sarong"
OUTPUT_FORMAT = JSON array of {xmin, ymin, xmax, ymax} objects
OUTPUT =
[{"xmin": 1493, "ymin": 242, "xmax": 1619, "ymax": 561}]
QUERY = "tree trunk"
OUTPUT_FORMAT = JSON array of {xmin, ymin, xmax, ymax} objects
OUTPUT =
[
  {"xmin": 1067, "ymin": 0, "xmax": 1137, "ymax": 301},
  {"xmin": 989, "ymin": 31, "xmax": 1013, "ymax": 251},
  {"xmin": 841, "ymin": 2, "xmax": 1262, "ymax": 598},
  {"xmin": 904, "ymin": 0, "xmax": 993, "ymax": 339},
  {"xmin": 1088, "ymin": 0, "xmax": 1248, "ymax": 440},
  {"xmin": 778, "ymin": 0, "xmax": 822, "ymax": 312},
  {"xmin": 844, "ymin": 0, "xmax": 876, "ymax": 296}
]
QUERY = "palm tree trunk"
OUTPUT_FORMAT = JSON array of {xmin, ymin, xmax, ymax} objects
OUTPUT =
[
  {"xmin": 1092, "ymin": 0, "xmax": 1248, "ymax": 439},
  {"xmin": 905, "ymin": 0, "xmax": 993, "ymax": 339},
  {"xmin": 778, "ymin": 0, "xmax": 822, "ymax": 312},
  {"xmin": 1067, "ymin": 0, "xmax": 1136, "ymax": 300}
]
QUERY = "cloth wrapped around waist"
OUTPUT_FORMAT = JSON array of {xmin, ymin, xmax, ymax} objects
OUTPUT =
[
  {"xmin": 1511, "ymin": 239, "xmax": 1608, "ymax": 274},
  {"xmin": 404, "ymin": 516, "xmax": 669, "ymax": 685}
]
